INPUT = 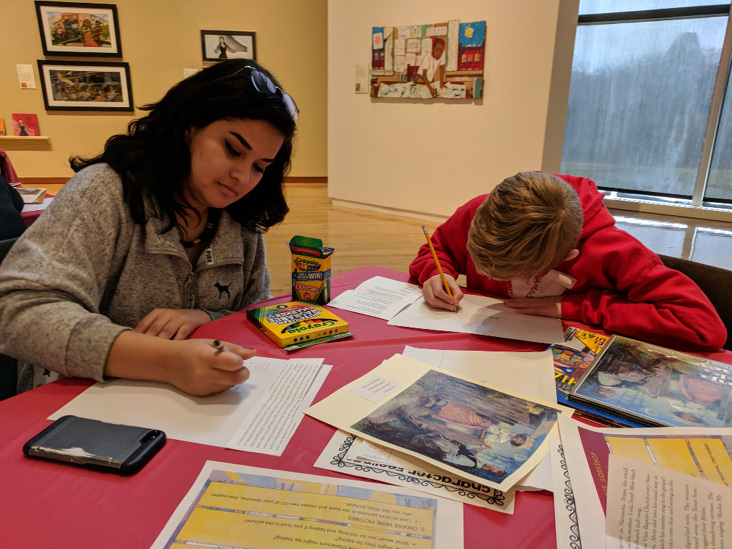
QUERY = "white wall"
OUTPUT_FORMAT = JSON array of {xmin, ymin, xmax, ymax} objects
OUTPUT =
[{"xmin": 328, "ymin": 0, "xmax": 578, "ymax": 218}]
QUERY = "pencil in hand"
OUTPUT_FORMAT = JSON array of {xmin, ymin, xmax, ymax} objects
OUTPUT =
[{"xmin": 422, "ymin": 225, "xmax": 456, "ymax": 312}]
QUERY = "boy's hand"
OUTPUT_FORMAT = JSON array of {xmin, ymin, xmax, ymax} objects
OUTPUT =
[
  {"xmin": 422, "ymin": 274, "xmax": 464, "ymax": 311},
  {"xmin": 135, "ymin": 308, "xmax": 212, "ymax": 340},
  {"xmin": 502, "ymin": 296, "xmax": 562, "ymax": 318}
]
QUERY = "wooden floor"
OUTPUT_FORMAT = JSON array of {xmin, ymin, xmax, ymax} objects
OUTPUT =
[
  {"xmin": 264, "ymin": 184, "xmax": 441, "ymax": 296},
  {"xmin": 27, "ymin": 182, "xmax": 732, "ymax": 297}
]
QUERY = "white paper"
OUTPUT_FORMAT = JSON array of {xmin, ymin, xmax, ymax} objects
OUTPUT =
[
  {"xmin": 389, "ymin": 294, "xmax": 565, "ymax": 345},
  {"xmin": 328, "ymin": 276, "xmax": 422, "ymax": 320},
  {"xmin": 349, "ymin": 376, "xmax": 403, "ymax": 403},
  {"xmin": 549, "ymin": 434, "xmax": 584, "ymax": 549},
  {"xmin": 447, "ymin": 20, "xmax": 460, "ymax": 72},
  {"xmin": 227, "ymin": 361, "xmax": 331, "ymax": 456},
  {"xmin": 314, "ymin": 430, "xmax": 516, "ymax": 514},
  {"xmin": 17, "ymin": 63, "xmax": 36, "ymax": 89},
  {"xmin": 50, "ymin": 357, "xmax": 327, "ymax": 450},
  {"xmin": 152, "ymin": 460, "xmax": 464, "ymax": 549},
  {"xmin": 402, "ymin": 346, "xmax": 558, "ymax": 404},
  {"xmin": 557, "ymin": 415, "xmax": 732, "ymax": 549},
  {"xmin": 402, "ymin": 346, "xmax": 557, "ymax": 492},
  {"xmin": 606, "ymin": 454, "xmax": 732, "ymax": 549},
  {"xmin": 21, "ymin": 196, "xmax": 53, "ymax": 212}
]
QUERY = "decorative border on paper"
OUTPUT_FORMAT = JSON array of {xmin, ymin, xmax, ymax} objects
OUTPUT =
[
  {"xmin": 558, "ymin": 443, "xmax": 582, "ymax": 548},
  {"xmin": 330, "ymin": 434, "xmax": 506, "ymax": 506}
]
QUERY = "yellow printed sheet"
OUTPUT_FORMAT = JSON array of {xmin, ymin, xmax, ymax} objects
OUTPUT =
[{"xmin": 152, "ymin": 461, "xmax": 463, "ymax": 549}]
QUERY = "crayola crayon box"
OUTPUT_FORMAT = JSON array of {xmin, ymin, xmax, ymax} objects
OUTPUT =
[
  {"xmin": 289, "ymin": 235, "xmax": 334, "ymax": 305},
  {"xmin": 247, "ymin": 301, "xmax": 352, "ymax": 350}
]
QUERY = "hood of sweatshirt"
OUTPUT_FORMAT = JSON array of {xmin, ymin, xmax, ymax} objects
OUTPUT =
[{"xmin": 554, "ymin": 173, "xmax": 616, "ymax": 242}]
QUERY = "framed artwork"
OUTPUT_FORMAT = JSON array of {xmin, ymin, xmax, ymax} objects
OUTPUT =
[
  {"xmin": 201, "ymin": 30, "xmax": 256, "ymax": 62},
  {"xmin": 370, "ymin": 20, "xmax": 486, "ymax": 100},
  {"xmin": 37, "ymin": 60, "xmax": 133, "ymax": 111},
  {"xmin": 35, "ymin": 1, "xmax": 122, "ymax": 57}
]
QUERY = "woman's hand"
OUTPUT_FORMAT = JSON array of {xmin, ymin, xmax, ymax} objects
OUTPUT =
[
  {"xmin": 422, "ymin": 274, "xmax": 463, "ymax": 311},
  {"xmin": 502, "ymin": 296, "xmax": 563, "ymax": 318},
  {"xmin": 163, "ymin": 339, "xmax": 254, "ymax": 397},
  {"xmin": 106, "ymin": 333, "xmax": 255, "ymax": 397},
  {"xmin": 135, "ymin": 308, "xmax": 212, "ymax": 340}
]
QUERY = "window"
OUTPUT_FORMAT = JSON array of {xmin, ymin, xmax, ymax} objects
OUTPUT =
[{"xmin": 561, "ymin": 2, "xmax": 732, "ymax": 210}]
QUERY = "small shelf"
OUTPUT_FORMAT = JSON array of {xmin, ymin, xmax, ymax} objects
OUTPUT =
[{"xmin": 0, "ymin": 135, "xmax": 51, "ymax": 143}]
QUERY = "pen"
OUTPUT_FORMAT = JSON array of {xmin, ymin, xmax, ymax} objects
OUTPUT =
[
  {"xmin": 421, "ymin": 226, "xmax": 455, "ymax": 310},
  {"xmin": 212, "ymin": 340, "xmax": 226, "ymax": 354}
]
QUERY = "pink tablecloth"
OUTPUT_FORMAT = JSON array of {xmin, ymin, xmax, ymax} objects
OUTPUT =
[
  {"xmin": 20, "ymin": 194, "xmax": 54, "ymax": 227},
  {"xmin": 11, "ymin": 266, "xmax": 721, "ymax": 547}
]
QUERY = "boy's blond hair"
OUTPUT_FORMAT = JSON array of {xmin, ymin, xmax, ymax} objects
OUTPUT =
[{"xmin": 467, "ymin": 172, "xmax": 583, "ymax": 281}]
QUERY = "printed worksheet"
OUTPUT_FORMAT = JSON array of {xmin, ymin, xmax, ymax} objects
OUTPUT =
[
  {"xmin": 151, "ymin": 461, "xmax": 463, "ymax": 549},
  {"xmin": 556, "ymin": 415, "xmax": 732, "ymax": 548},
  {"xmin": 388, "ymin": 294, "xmax": 565, "ymax": 345},
  {"xmin": 328, "ymin": 276, "xmax": 423, "ymax": 320},
  {"xmin": 50, "ymin": 357, "xmax": 330, "ymax": 455}
]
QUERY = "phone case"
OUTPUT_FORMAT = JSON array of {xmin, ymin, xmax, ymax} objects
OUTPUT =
[{"xmin": 23, "ymin": 415, "xmax": 166, "ymax": 475}]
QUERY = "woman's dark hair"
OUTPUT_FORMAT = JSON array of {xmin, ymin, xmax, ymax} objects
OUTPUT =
[{"xmin": 70, "ymin": 59, "xmax": 296, "ymax": 232}]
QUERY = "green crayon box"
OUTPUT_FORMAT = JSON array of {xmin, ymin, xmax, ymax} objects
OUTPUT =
[{"xmin": 289, "ymin": 235, "xmax": 334, "ymax": 304}]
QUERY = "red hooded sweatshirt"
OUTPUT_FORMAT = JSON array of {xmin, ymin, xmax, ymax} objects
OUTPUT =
[{"xmin": 409, "ymin": 174, "xmax": 726, "ymax": 351}]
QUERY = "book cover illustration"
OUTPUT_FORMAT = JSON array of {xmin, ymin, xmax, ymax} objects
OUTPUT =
[
  {"xmin": 247, "ymin": 301, "xmax": 352, "ymax": 350},
  {"xmin": 570, "ymin": 334, "xmax": 732, "ymax": 428},
  {"xmin": 549, "ymin": 328, "xmax": 643, "ymax": 427},
  {"xmin": 11, "ymin": 113, "xmax": 39, "ymax": 136}
]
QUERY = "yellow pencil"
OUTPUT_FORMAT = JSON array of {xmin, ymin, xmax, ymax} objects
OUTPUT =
[{"xmin": 422, "ymin": 226, "xmax": 455, "ymax": 308}]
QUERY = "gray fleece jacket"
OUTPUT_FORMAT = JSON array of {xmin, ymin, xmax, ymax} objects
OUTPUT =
[{"xmin": 0, "ymin": 163, "xmax": 271, "ymax": 393}]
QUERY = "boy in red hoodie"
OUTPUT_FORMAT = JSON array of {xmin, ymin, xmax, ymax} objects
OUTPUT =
[{"xmin": 409, "ymin": 171, "xmax": 726, "ymax": 351}]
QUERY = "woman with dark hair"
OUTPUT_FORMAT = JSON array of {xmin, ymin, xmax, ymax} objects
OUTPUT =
[
  {"xmin": 0, "ymin": 59, "xmax": 299, "ymax": 396},
  {"xmin": 0, "ymin": 174, "xmax": 25, "ymax": 240}
]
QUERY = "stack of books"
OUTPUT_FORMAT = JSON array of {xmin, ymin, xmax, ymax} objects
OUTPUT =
[{"xmin": 550, "ymin": 329, "xmax": 732, "ymax": 428}]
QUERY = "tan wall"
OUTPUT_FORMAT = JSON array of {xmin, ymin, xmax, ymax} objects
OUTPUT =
[
  {"xmin": 0, "ymin": 0, "xmax": 327, "ymax": 179},
  {"xmin": 327, "ymin": 0, "xmax": 578, "ymax": 218}
]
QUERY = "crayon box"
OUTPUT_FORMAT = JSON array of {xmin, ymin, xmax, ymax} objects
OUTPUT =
[
  {"xmin": 289, "ymin": 235, "xmax": 334, "ymax": 305},
  {"xmin": 247, "ymin": 301, "xmax": 351, "ymax": 349}
]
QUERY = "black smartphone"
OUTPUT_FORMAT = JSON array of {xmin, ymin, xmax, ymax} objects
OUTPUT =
[{"xmin": 23, "ymin": 415, "xmax": 166, "ymax": 475}]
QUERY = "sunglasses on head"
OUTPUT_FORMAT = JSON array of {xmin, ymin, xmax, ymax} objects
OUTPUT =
[{"xmin": 234, "ymin": 65, "xmax": 299, "ymax": 121}]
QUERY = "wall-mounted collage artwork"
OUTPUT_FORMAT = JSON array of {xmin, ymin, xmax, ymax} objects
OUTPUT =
[
  {"xmin": 370, "ymin": 20, "xmax": 486, "ymax": 100},
  {"xmin": 34, "ymin": 1, "xmax": 122, "ymax": 57}
]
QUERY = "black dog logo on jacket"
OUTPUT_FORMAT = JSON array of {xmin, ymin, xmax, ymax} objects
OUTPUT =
[{"xmin": 214, "ymin": 282, "xmax": 231, "ymax": 299}]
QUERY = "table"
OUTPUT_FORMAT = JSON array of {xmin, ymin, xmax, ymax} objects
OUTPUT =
[
  {"xmin": 20, "ymin": 194, "xmax": 54, "ymax": 227},
  {"xmin": 2, "ymin": 267, "xmax": 729, "ymax": 547}
]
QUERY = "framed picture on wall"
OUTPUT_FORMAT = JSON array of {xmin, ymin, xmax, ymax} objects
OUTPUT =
[
  {"xmin": 37, "ymin": 60, "xmax": 133, "ymax": 111},
  {"xmin": 35, "ymin": 1, "xmax": 122, "ymax": 57},
  {"xmin": 201, "ymin": 30, "xmax": 256, "ymax": 62}
]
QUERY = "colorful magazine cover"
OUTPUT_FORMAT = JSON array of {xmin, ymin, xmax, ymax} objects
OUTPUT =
[
  {"xmin": 570, "ymin": 334, "xmax": 732, "ymax": 428},
  {"xmin": 11, "ymin": 113, "xmax": 39, "ymax": 136},
  {"xmin": 550, "ymin": 328, "xmax": 644, "ymax": 428}
]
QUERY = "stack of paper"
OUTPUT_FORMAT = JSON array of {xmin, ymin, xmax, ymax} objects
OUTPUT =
[
  {"xmin": 549, "ymin": 416, "xmax": 732, "ymax": 548},
  {"xmin": 309, "ymin": 350, "xmax": 569, "ymax": 514},
  {"xmin": 329, "ymin": 275, "xmax": 565, "ymax": 344},
  {"xmin": 17, "ymin": 187, "xmax": 46, "ymax": 204},
  {"xmin": 50, "ymin": 356, "xmax": 331, "ymax": 457}
]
